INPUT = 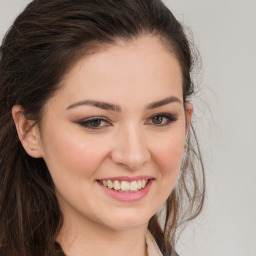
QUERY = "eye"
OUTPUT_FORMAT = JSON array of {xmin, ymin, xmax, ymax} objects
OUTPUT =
[
  {"xmin": 146, "ymin": 113, "xmax": 177, "ymax": 126},
  {"xmin": 77, "ymin": 117, "xmax": 111, "ymax": 129}
]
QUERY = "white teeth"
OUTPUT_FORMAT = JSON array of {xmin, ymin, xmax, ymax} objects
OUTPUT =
[
  {"xmin": 114, "ymin": 180, "xmax": 121, "ymax": 190},
  {"xmin": 129, "ymin": 181, "xmax": 138, "ymax": 191},
  {"xmin": 121, "ymin": 181, "xmax": 130, "ymax": 191},
  {"xmin": 137, "ymin": 180, "xmax": 142, "ymax": 190},
  {"xmin": 101, "ymin": 179, "xmax": 149, "ymax": 192},
  {"xmin": 141, "ymin": 179, "xmax": 146, "ymax": 188},
  {"xmin": 107, "ymin": 180, "xmax": 114, "ymax": 189}
]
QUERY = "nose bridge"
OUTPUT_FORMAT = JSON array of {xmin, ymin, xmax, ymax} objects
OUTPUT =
[{"xmin": 111, "ymin": 122, "xmax": 151, "ymax": 170}]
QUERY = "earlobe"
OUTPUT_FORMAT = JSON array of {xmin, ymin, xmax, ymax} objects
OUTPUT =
[
  {"xmin": 12, "ymin": 105, "xmax": 43, "ymax": 158},
  {"xmin": 185, "ymin": 102, "xmax": 193, "ymax": 133}
]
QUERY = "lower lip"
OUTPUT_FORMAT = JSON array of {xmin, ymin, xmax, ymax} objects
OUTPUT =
[{"xmin": 98, "ymin": 179, "xmax": 153, "ymax": 202}]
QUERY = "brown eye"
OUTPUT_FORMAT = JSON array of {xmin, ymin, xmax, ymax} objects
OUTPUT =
[
  {"xmin": 77, "ymin": 117, "xmax": 110, "ymax": 129},
  {"xmin": 89, "ymin": 119, "xmax": 102, "ymax": 127},
  {"xmin": 147, "ymin": 113, "xmax": 177, "ymax": 126},
  {"xmin": 152, "ymin": 115, "xmax": 163, "ymax": 125}
]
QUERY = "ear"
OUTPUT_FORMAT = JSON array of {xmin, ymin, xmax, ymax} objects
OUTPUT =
[
  {"xmin": 12, "ymin": 105, "xmax": 43, "ymax": 158},
  {"xmin": 185, "ymin": 102, "xmax": 193, "ymax": 133}
]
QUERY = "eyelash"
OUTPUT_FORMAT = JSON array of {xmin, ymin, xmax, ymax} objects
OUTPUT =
[
  {"xmin": 77, "ymin": 113, "xmax": 177, "ymax": 130},
  {"xmin": 147, "ymin": 113, "xmax": 177, "ymax": 126},
  {"xmin": 77, "ymin": 117, "xmax": 110, "ymax": 129}
]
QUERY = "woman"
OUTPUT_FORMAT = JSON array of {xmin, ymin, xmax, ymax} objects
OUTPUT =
[{"xmin": 0, "ymin": 0, "xmax": 205, "ymax": 255}]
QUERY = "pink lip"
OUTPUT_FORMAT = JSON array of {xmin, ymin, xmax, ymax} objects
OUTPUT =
[
  {"xmin": 97, "ymin": 179, "xmax": 154, "ymax": 202},
  {"xmin": 98, "ymin": 175, "xmax": 154, "ymax": 182}
]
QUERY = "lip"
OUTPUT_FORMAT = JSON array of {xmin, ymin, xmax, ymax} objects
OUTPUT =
[
  {"xmin": 97, "ymin": 177, "xmax": 154, "ymax": 202},
  {"xmin": 97, "ymin": 175, "xmax": 154, "ymax": 182}
]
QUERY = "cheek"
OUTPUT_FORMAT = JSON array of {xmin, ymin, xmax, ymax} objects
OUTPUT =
[
  {"xmin": 147, "ymin": 132, "xmax": 185, "ymax": 212},
  {"xmin": 152, "ymin": 132, "xmax": 185, "ymax": 176},
  {"xmin": 40, "ymin": 126, "xmax": 109, "ymax": 180}
]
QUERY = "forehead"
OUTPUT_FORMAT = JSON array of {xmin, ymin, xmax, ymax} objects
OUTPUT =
[{"xmin": 50, "ymin": 36, "xmax": 183, "ymax": 110}]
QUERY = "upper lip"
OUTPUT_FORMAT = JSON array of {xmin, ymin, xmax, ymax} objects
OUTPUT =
[{"xmin": 97, "ymin": 176, "xmax": 154, "ymax": 182}]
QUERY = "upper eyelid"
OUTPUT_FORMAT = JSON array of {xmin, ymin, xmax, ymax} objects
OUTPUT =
[
  {"xmin": 77, "ymin": 113, "xmax": 176, "ymax": 127},
  {"xmin": 146, "ymin": 113, "xmax": 177, "ymax": 120},
  {"xmin": 76, "ymin": 117, "xmax": 111, "ymax": 130},
  {"xmin": 78, "ymin": 116, "xmax": 109, "ymax": 122},
  {"xmin": 78, "ymin": 113, "xmax": 175, "ymax": 121},
  {"xmin": 76, "ymin": 115, "xmax": 176, "ymax": 132}
]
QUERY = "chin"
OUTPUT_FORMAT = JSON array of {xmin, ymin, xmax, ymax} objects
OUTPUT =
[{"xmin": 99, "ymin": 209, "xmax": 153, "ymax": 231}]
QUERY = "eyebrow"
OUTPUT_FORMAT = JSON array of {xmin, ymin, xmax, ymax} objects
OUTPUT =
[
  {"xmin": 146, "ymin": 96, "xmax": 182, "ymax": 109},
  {"xmin": 66, "ymin": 96, "xmax": 182, "ymax": 112},
  {"xmin": 67, "ymin": 100, "xmax": 121, "ymax": 112}
]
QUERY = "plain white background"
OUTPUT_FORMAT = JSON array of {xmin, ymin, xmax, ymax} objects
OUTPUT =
[{"xmin": 0, "ymin": 0, "xmax": 255, "ymax": 255}]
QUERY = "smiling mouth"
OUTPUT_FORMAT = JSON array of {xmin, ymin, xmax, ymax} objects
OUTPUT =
[{"xmin": 98, "ymin": 179, "xmax": 150, "ymax": 193}]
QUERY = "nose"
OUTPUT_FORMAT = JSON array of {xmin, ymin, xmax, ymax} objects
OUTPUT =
[{"xmin": 110, "ymin": 125, "xmax": 151, "ymax": 170}]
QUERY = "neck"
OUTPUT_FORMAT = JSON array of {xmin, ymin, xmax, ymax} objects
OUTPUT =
[{"xmin": 57, "ymin": 216, "xmax": 148, "ymax": 256}]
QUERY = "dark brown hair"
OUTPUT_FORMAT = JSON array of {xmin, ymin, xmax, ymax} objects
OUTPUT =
[{"xmin": 0, "ymin": 0, "xmax": 205, "ymax": 255}]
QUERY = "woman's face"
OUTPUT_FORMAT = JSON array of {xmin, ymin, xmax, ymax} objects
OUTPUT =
[{"xmin": 38, "ymin": 36, "xmax": 192, "ymax": 232}]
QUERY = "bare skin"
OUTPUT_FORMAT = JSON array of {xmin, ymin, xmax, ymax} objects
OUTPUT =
[{"xmin": 12, "ymin": 35, "xmax": 192, "ymax": 256}]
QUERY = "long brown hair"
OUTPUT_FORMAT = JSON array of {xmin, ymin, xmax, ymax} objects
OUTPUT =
[{"xmin": 0, "ymin": 0, "xmax": 205, "ymax": 255}]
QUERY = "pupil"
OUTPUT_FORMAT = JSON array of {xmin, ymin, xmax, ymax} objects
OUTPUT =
[
  {"xmin": 91, "ymin": 119, "xmax": 101, "ymax": 127},
  {"xmin": 153, "ymin": 116, "xmax": 162, "ymax": 124}
]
